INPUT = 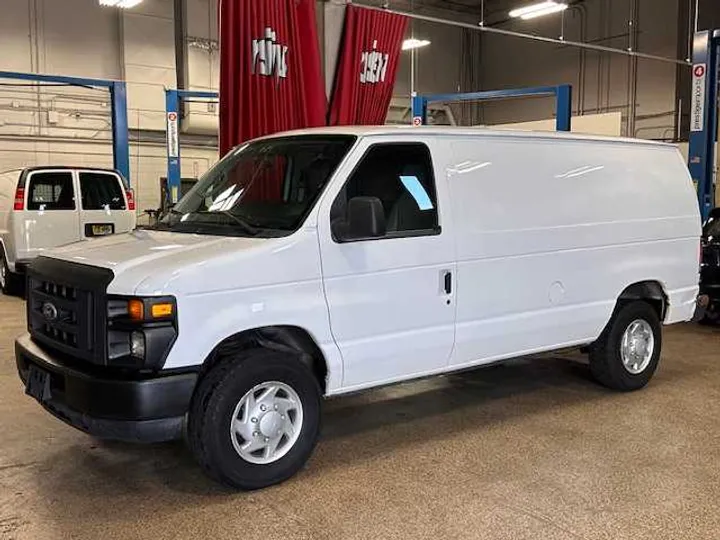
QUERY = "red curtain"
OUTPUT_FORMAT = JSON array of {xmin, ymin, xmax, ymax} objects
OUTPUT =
[
  {"xmin": 328, "ymin": 5, "xmax": 408, "ymax": 125},
  {"xmin": 219, "ymin": 0, "xmax": 327, "ymax": 155}
]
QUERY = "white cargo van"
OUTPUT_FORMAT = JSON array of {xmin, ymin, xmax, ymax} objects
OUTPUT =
[
  {"xmin": 0, "ymin": 166, "xmax": 136, "ymax": 294},
  {"xmin": 15, "ymin": 127, "xmax": 700, "ymax": 489}
]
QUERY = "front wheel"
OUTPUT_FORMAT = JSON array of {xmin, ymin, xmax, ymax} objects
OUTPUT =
[
  {"xmin": 590, "ymin": 301, "xmax": 662, "ymax": 391},
  {"xmin": 699, "ymin": 305, "xmax": 719, "ymax": 325},
  {"xmin": 187, "ymin": 349, "xmax": 321, "ymax": 490}
]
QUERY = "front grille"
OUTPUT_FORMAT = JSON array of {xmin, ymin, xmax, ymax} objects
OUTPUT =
[
  {"xmin": 27, "ymin": 257, "xmax": 114, "ymax": 365},
  {"xmin": 28, "ymin": 278, "xmax": 88, "ymax": 354}
]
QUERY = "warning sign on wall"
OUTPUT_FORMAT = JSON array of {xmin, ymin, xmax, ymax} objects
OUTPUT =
[
  {"xmin": 167, "ymin": 111, "xmax": 179, "ymax": 158},
  {"xmin": 690, "ymin": 64, "xmax": 706, "ymax": 132}
]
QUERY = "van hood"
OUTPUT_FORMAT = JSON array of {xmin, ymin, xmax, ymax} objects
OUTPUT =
[{"xmin": 43, "ymin": 229, "xmax": 270, "ymax": 294}]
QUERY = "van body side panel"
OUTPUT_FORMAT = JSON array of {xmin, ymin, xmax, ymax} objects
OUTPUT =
[{"xmin": 448, "ymin": 138, "xmax": 700, "ymax": 369}]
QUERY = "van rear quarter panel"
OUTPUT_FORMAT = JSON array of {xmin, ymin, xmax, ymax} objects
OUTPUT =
[
  {"xmin": 0, "ymin": 170, "xmax": 21, "ymax": 266},
  {"xmin": 447, "ymin": 136, "xmax": 700, "ymax": 368}
]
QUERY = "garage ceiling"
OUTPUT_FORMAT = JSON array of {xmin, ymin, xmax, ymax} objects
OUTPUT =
[
  {"xmin": 392, "ymin": 0, "xmax": 587, "ymax": 26},
  {"xmin": 396, "ymin": 0, "xmax": 720, "ymax": 30}
]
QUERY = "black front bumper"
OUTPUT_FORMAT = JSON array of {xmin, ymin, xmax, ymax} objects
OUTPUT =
[{"xmin": 15, "ymin": 333, "xmax": 197, "ymax": 443}]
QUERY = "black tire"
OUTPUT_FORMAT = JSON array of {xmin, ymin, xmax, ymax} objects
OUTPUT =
[
  {"xmin": 699, "ymin": 309, "xmax": 719, "ymax": 326},
  {"xmin": 589, "ymin": 300, "xmax": 662, "ymax": 391},
  {"xmin": 187, "ymin": 348, "xmax": 321, "ymax": 490},
  {"xmin": 0, "ymin": 250, "xmax": 21, "ymax": 296}
]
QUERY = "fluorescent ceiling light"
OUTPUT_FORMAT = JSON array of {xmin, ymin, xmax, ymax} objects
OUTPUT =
[
  {"xmin": 520, "ymin": 3, "xmax": 568, "ymax": 19},
  {"xmin": 99, "ymin": 0, "xmax": 144, "ymax": 8},
  {"xmin": 402, "ymin": 39, "xmax": 431, "ymax": 51},
  {"xmin": 509, "ymin": 1, "xmax": 568, "ymax": 20}
]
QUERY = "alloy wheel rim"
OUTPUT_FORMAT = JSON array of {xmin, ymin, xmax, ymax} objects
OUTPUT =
[
  {"xmin": 620, "ymin": 319, "xmax": 655, "ymax": 374},
  {"xmin": 230, "ymin": 381, "xmax": 303, "ymax": 465}
]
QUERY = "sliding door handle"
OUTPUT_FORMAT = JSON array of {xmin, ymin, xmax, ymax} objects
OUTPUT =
[{"xmin": 444, "ymin": 271, "xmax": 452, "ymax": 294}]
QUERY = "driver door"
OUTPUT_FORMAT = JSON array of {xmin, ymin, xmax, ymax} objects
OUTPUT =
[{"xmin": 318, "ymin": 140, "xmax": 456, "ymax": 391}]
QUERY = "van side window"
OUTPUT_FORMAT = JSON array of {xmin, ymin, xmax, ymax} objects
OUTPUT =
[
  {"xmin": 332, "ymin": 143, "xmax": 439, "ymax": 239},
  {"xmin": 27, "ymin": 172, "xmax": 75, "ymax": 211},
  {"xmin": 80, "ymin": 172, "xmax": 126, "ymax": 210}
]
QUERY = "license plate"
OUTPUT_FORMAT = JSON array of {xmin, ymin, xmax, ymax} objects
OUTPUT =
[
  {"xmin": 91, "ymin": 224, "xmax": 113, "ymax": 236},
  {"xmin": 25, "ymin": 365, "xmax": 51, "ymax": 402}
]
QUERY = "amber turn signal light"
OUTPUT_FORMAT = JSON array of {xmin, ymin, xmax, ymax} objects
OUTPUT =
[
  {"xmin": 128, "ymin": 299, "xmax": 144, "ymax": 321},
  {"xmin": 151, "ymin": 303, "xmax": 173, "ymax": 318}
]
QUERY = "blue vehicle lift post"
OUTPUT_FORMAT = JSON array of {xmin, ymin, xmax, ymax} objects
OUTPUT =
[
  {"xmin": 688, "ymin": 30, "xmax": 720, "ymax": 221},
  {"xmin": 411, "ymin": 84, "xmax": 573, "ymax": 132},
  {"xmin": 0, "ymin": 71, "xmax": 130, "ymax": 184},
  {"xmin": 165, "ymin": 88, "xmax": 219, "ymax": 204}
]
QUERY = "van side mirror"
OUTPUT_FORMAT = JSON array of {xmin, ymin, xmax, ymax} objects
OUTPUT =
[{"xmin": 334, "ymin": 196, "xmax": 386, "ymax": 241}]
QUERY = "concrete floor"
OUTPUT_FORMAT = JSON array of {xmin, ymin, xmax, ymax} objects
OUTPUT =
[{"xmin": 1, "ymin": 294, "xmax": 720, "ymax": 540}]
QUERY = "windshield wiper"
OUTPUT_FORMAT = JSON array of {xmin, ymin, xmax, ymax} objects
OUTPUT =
[{"xmin": 195, "ymin": 210, "xmax": 259, "ymax": 236}]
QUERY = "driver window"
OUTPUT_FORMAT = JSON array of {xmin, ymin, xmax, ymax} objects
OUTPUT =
[{"xmin": 331, "ymin": 143, "xmax": 439, "ymax": 238}]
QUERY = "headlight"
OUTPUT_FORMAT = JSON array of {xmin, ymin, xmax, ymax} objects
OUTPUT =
[
  {"xmin": 107, "ymin": 296, "xmax": 178, "ymax": 369},
  {"xmin": 130, "ymin": 331, "xmax": 146, "ymax": 358}
]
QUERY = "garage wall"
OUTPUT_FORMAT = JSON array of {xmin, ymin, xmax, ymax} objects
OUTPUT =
[
  {"xmin": 0, "ymin": 0, "xmax": 710, "ymax": 213},
  {"xmin": 0, "ymin": 0, "xmax": 470, "ymax": 214},
  {"xmin": 353, "ymin": 0, "xmax": 693, "ymax": 135},
  {"xmin": 0, "ymin": 0, "xmax": 219, "ymax": 214},
  {"xmin": 395, "ymin": 19, "xmax": 465, "ymax": 97},
  {"xmin": 323, "ymin": 0, "xmax": 474, "ymax": 117},
  {"xmin": 477, "ymin": 0, "xmax": 684, "ymax": 139}
]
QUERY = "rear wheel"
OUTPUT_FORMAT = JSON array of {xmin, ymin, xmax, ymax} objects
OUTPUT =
[
  {"xmin": 187, "ymin": 349, "xmax": 321, "ymax": 490},
  {"xmin": 590, "ymin": 301, "xmax": 662, "ymax": 391}
]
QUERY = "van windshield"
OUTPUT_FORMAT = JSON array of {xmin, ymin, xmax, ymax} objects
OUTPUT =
[{"xmin": 156, "ymin": 135, "xmax": 355, "ymax": 237}]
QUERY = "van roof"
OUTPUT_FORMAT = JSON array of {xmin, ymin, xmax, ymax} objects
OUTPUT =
[
  {"xmin": 260, "ymin": 125, "xmax": 672, "ymax": 147},
  {"xmin": 20, "ymin": 166, "xmax": 121, "ymax": 174},
  {"xmin": 0, "ymin": 166, "xmax": 121, "ymax": 176}
]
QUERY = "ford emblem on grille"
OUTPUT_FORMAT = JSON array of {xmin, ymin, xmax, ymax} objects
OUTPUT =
[{"xmin": 41, "ymin": 302, "xmax": 58, "ymax": 322}]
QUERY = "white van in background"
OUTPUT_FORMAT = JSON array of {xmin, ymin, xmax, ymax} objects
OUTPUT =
[
  {"xmin": 0, "ymin": 166, "xmax": 136, "ymax": 294},
  {"xmin": 15, "ymin": 127, "xmax": 701, "ymax": 489}
]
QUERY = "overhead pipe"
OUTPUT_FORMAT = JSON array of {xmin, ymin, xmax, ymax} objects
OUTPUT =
[
  {"xmin": 626, "ymin": 0, "xmax": 640, "ymax": 137},
  {"xmin": 575, "ymin": 4, "xmax": 588, "ymax": 115},
  {"xmin": 596, "ymin": 0, "xmax": 605, "ymax": 115},
  {"xmin": 605, "ymin": 0, "xmax": 613, "ymax": 113},
  {"xmin": 174, "ymin": 0, "xmax": 188, "ymax": 91}
]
